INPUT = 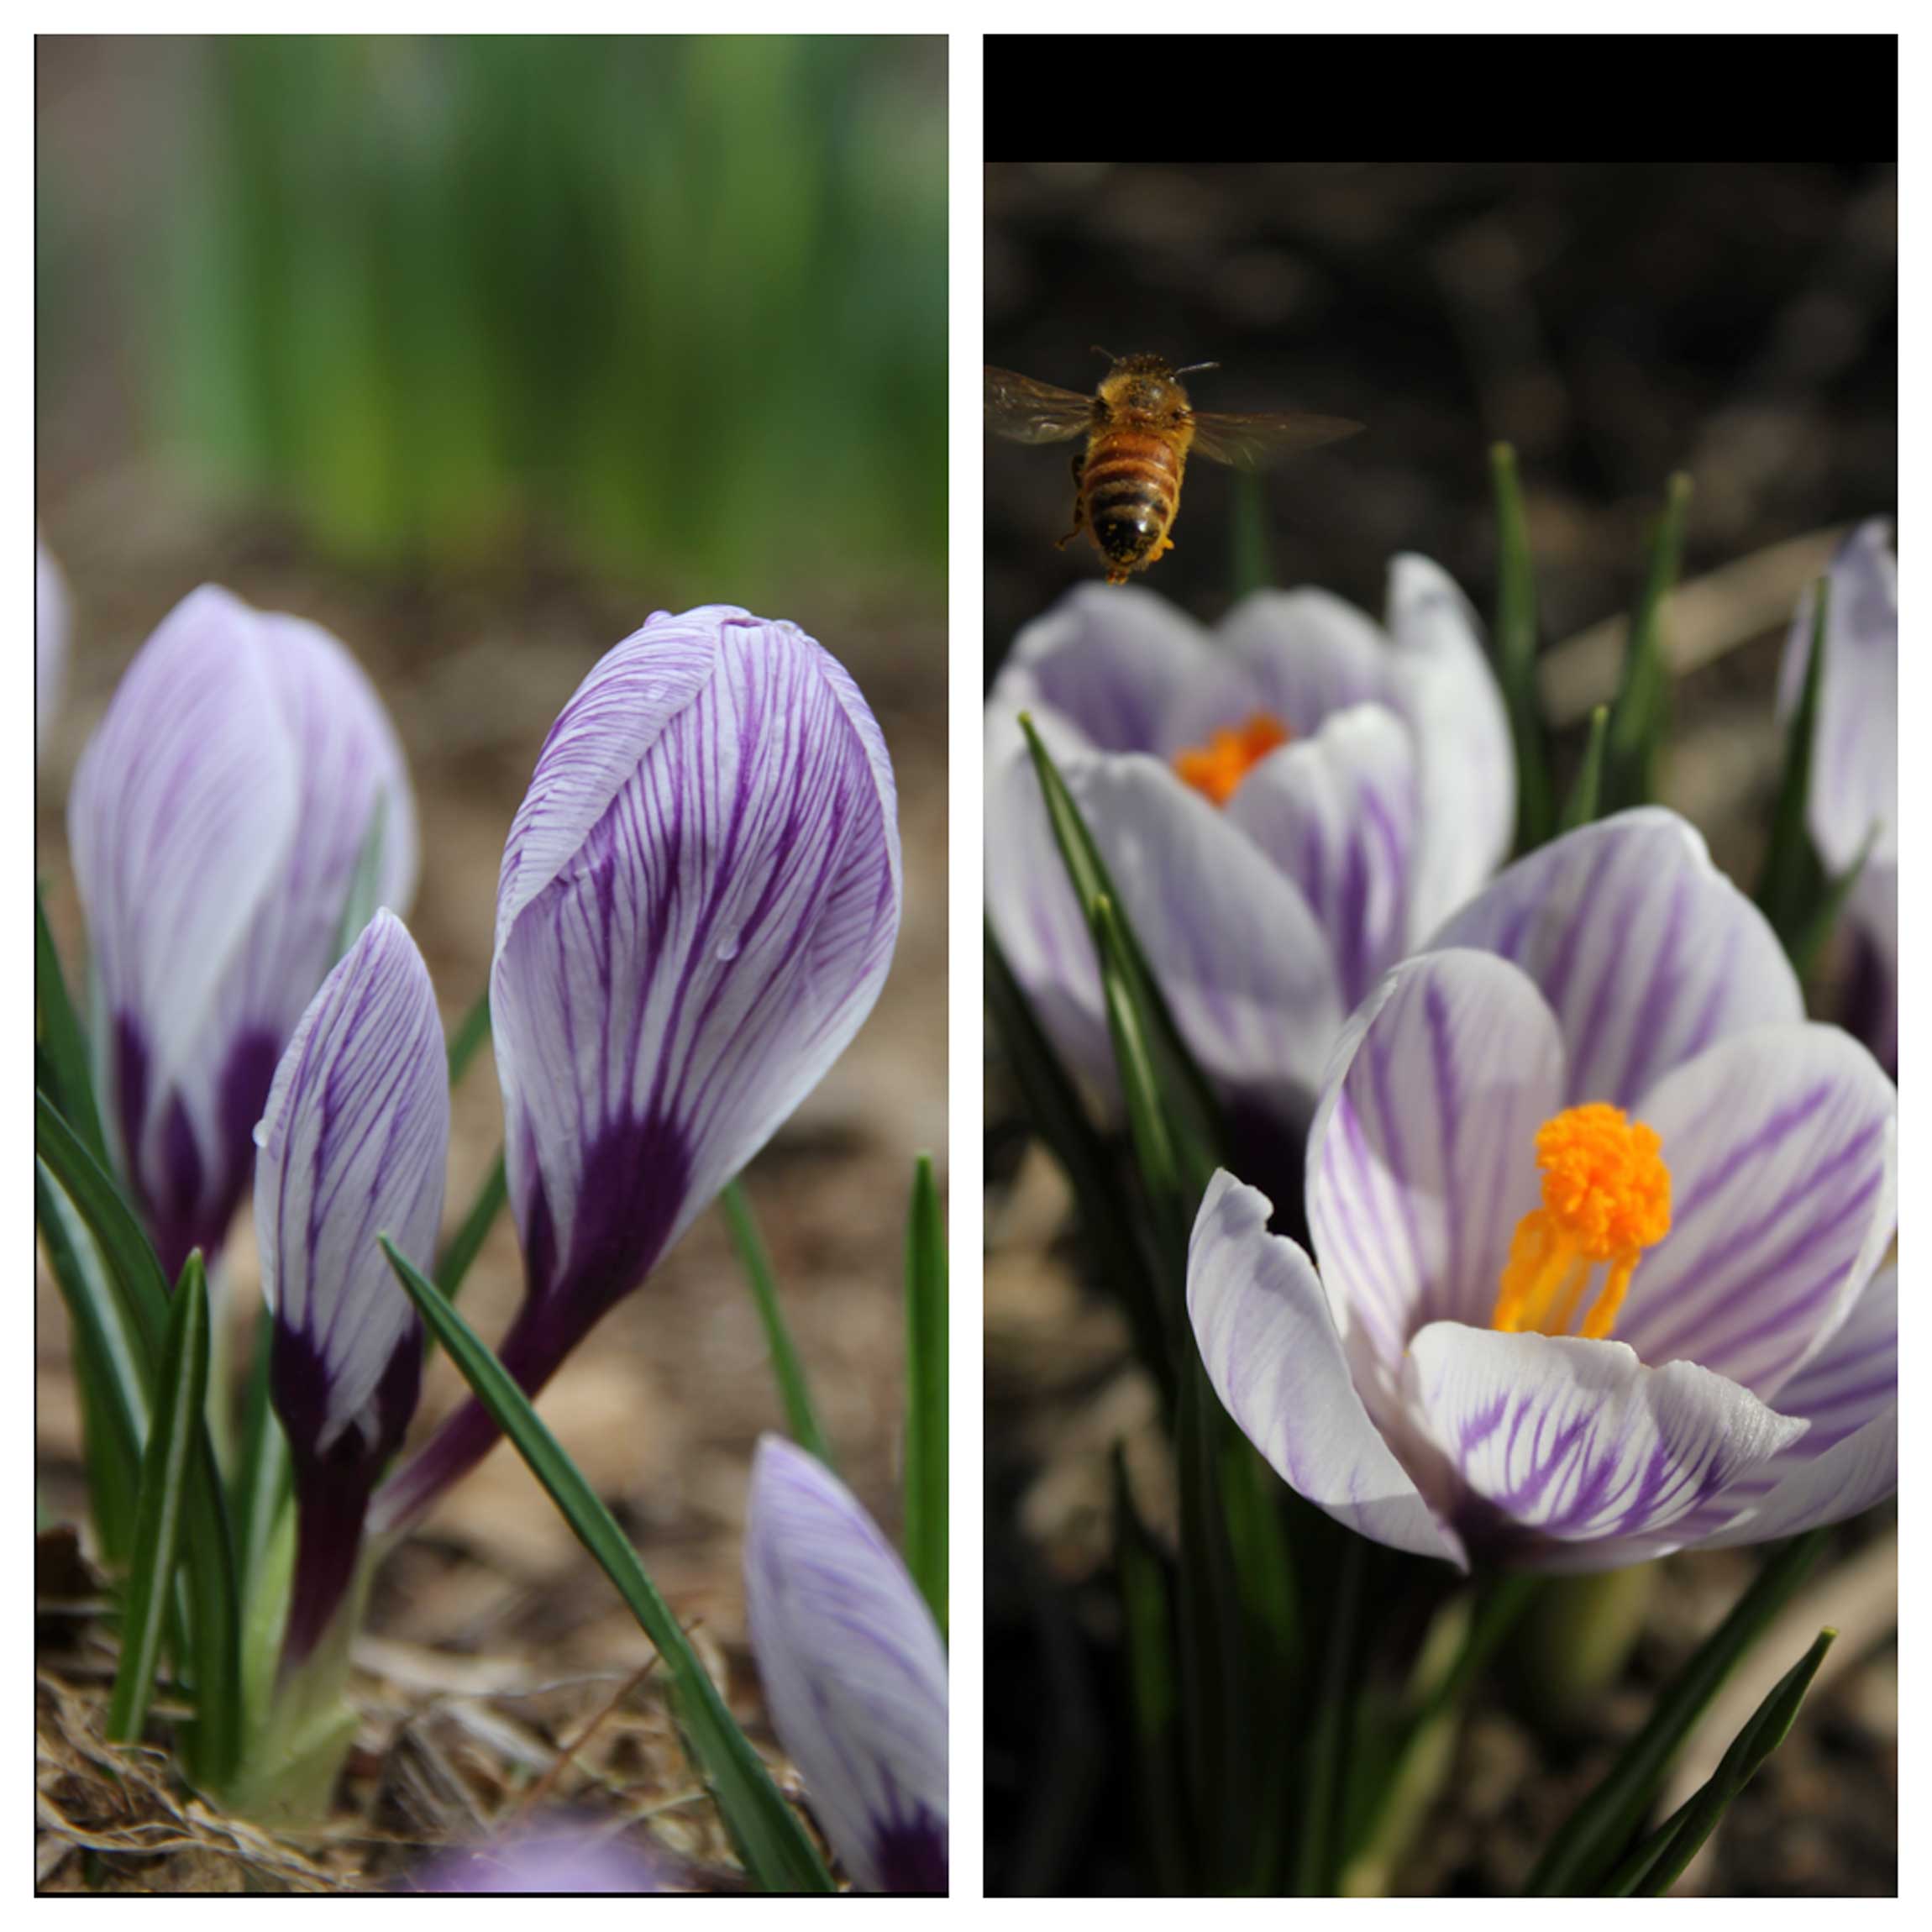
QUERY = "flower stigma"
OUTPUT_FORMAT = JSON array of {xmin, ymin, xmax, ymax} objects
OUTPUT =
[
  {"xmin": 1490, "ymin": 1103, "xmax": 1671, "ymax": 1341},
  {"xmin": 1172, "ymin": 711, "xmax": 1292, "ymax": 806}
]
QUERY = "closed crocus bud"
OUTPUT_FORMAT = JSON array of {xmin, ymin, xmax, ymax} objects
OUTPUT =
[
  {"xmin": 745, "ymin": 1437, "xmax": 948, "ymax": 1893},
  {"xmin": 375, "ymin": 607, "xmax": 900, "ymax": 1529},
  {"xmin": 70, "ymin": 585, "xmax": 417, "ymax": 1278},
  {"xmin": 36, "ymin": 533, "xmax": 68, "ymax": 756},
  {"xmin": 255, "ymin": 910, "xmax": 447, "ymax": 1666}
]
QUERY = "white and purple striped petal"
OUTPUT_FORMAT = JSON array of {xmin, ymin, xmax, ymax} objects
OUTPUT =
[
  {"xmin": 254, "ymin": 909, "xmax": 447, "ymax": 1663},
  {"xmin": 744, "ymin": 1436, "xmax": 948, "ymax": 1894},
  {"xmin": 1383, "ymin": 554, "xmax": 1516, "ymax": 940},
  {"xmin": 36, "ymin": 533, "xmax": 68, "ymax": 756},
  {"xmin": 1403, "ymin": 1325, "xmax": 1804, "ymax": 1563},
  {"xmin": 377, "ymin": 610, "xmax": 900, "ymax": 1530},
  {"xmin": 1428, "ymin": 809, "xmax": 1803, "ymax": 1112},
  {"xmin": 1611, "ymin": 1023, "xmax": 1896, "ymax": 1400},
  {"xmin": 1205, "ymin": 586, "xmax": 1396, "ymax": 739},
  {"xmin": 1307, "ymin": 950, "xmax": 1566, "ymax": 1373},
  {"xmin": 1224, "ymin": 706, "xmax": 1418, "ymax": 1011},
  {"xmin": 1694, "ymin": 1262, "xmax": 1896, "ymax": 1546},
  {"xmin": 1188, "ymin": 1172, "xmax": 1465, "ymax": 1567},
  {"xmin": 993, "ymin": 583, "xmax": 1232, "ymax": 756},
  {"xmin": 69, "ymin": 585, "xmax": 416, "ymax": 1277}
]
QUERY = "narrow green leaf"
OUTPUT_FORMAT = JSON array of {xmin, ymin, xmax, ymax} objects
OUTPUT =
[
  {"xmin": 445, "ymin": 984, "xmax": 493, "ymax": 1088},
  {"xmin": 437, "ymin": 1148, "xmax": 509, "ymax": 1305},
  {"xmin": 234, "ymin": 1309, "xmax": 291, "ymax": 1610},
  {"xmin": 720, "ymin": 1177, "xmax": 837, "ymax": 1472},
  {"xmin": 379, "ymin": 1237, "xmax": 834, "ymax": 1893},
  {"xmin": 1111, "ymin": 1446, "xmax": 1187, "ymax": 1895},
  {"xmin": 34, "ymin": 1090, "xmax": 241, "ymax": 1786},
  {"xmin": 1606, "ymin": 1626, "xmax": 1836, "ymax": 1897},
  {"xmin": 1756, "ymin": 573, "xmax": 1830, "ymax": 943},
  {"xmin": 331, "ymin": 796, "xmax": 387, "ymax": 958},
  {"xmin": 108, "ymin": 1254, "xmax": 213, "ymax": 1746},
  {"xmin": 1788, "ymin": 826, "xmax": 1877, "ymax": 983},
  {"xmin": 1558, "ymin": 706, "xmax": 1610, "ymax": 833},
  {"xmin": 903, "ymin": 1153, "xmax": 948, "ymax": 1636},
  {"xmin": 1017, "ymin": 712, "xmax": 1225, "ymax": 1173},
  {"xmin": 36, "ymin": 1168, "xmax": 147, "ymax": 1569},
  {"xmin": 36, "ymin": 881, "xmax": 108, "ymax": 1163},
  {"xmin": 36, "ymin": 1091, "xmax": 167, "ymax": 1368},
  {"xmin": 1489, "ymin": 444, "xmax": 1553, "ymax": 851},
  {"xmin": 1525, "ymin": 1528, "xmax": 1828, "ymax": 1895},
  {"xmin": 1602, "ymin": 473, "xmax": 1693, "ymax": 813},
  {"xmin": 1231, "ymin": 468, "xmax": 1270, "ymax": 600},
  {"xmin": 984, "ymin": 921, "xmax": 1168, "ymax": 1399}
]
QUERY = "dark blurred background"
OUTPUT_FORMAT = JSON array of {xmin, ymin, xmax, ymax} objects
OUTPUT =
[
  {"xmin": 36, "ymin": 37, "xmax": 945, "ymax": 1887},
  {"xmin": 984, "ymin": 160, "xmax": 1896, "ymax": 1898}
]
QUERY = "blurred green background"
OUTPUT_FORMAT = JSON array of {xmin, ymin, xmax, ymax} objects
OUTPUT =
[{"xmin": 37, "ymin": 35, "xmax": 946, "ymax": 611}]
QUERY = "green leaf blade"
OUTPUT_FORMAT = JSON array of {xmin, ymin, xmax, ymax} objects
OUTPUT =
[
  {"xmin": 1489, "ymin": 444, "xmax": 1553, "ymax": 851},
  {"xmin": 379, "ymin": 1237, "xmax": 834, "ymax": 1893},
  {"xmin": 721, "ymin": 1177, "xmax": 837, "ymax": 1472},
  {"xmin": 903, "ymin": 1153, "xmax": 948, "ymax": 1636}
]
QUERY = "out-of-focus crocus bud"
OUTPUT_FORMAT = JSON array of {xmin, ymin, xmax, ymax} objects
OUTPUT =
[
  {"xmin": 407, "ymin": 1819, "xmax": 666, "ymax": 1894},
  {"xmin": 69, "ymin": 585, "xmax": 417, "ymax": 1278},
  {"xmin": 36, "ymin": 533, "xmax": 68, "ymax": 756},
  {"xmin": 254, "ymin": 909, "xmax": 447, "ymax": 1667},
  {"xmin": 744, "ymin": 1436, "xmax": 948, "ymax": 1894},
  {"xmin": 375, "ymin": 607, "xmax": 900, "ymax": 1530}
]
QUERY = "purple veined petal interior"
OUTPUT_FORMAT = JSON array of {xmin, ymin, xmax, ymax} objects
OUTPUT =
[
  {"xmin": 992, "ymin": 582, "xmax": 1231, "ymax": 756},
  {"xmin": 254, "ymin": 907, "xmax": 448, "ymax": 1664},
  {"xmin": 1224, "ymin": 704, "xmax": 1419, "ymax": 1011},
  {"xmin": 1188, "ymin": 1170, "xmax": 1466, "ymax": 1567},
  {"xmin": 1609, "ymin": 1021, "xmax": 1896, "ymax": 1401},
  {"xmin": 1428, "ymin": 808, "xmax": 1803, "ymax": 1112},
  {"xmin": 1207, "ymin": 586, "xmax": 1396, "ymax": 743},
  {"xmin": 1403, "ymin": 1324, "xmax": 1807, "ymax": 1564},
  {"xmin": 744, "ymin": 1436, "xmax": 948, "ymax": 1893},
  {"xmin": 1305, "ymin": 948, "xmax": 1567, "ymax": 1373},
  {"xmin": 1382, "ymin": 553, "xmax": 1516, "ymax": 942}
]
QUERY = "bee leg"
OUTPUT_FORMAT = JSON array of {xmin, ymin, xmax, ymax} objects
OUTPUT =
[{"xmin": 1054, "ymin": 454, "xmax": 1088, "ymax": 550}]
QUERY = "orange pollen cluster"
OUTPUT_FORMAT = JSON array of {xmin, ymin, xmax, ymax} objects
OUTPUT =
[
  {"xmin": 1490, "ymin": 1103, "xmax": 1672, "ymax": 1342},
  {"xmin": 1171, "ymin": 711, "xmax": 1293, "ymax": 806}
]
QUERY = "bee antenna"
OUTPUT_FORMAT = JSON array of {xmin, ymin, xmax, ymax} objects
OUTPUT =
[
  {"xmin": 1089, "ymin": 344, "xmax": 1118, "ymax": 363},
  {"xmin": 1172, "ymin": 360, "xmax": 1221, "ymax": 376}
]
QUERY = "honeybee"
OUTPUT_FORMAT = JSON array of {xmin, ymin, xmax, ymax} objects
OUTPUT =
[{"xmin": 985, "ymin": 354, "xmax": 1362, "ymax": 584}]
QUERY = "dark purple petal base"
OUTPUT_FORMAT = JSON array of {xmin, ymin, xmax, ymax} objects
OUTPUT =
[{"xmin": 874, "ymin": 1807, "xmax": 948, "ymax": 1895}]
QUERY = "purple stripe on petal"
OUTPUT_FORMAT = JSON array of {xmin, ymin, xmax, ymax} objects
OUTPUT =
[
  {"xmin": 1429, "ymin": 811, "xmax": 1802, "ymax": 1111},
  {"xmin": 1404, "ymin": 1325, "xmax": 1804, "ymax": 1557},
  {"xmin": 1306, "ymin": 951, "xmax": 1565, "ymax": 1363},
  {"xmin": 1616, "ymin": 1023, "xmax": 1895, "ymax": 1399}
]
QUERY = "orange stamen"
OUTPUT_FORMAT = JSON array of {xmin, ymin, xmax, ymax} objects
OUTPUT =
[
  {"xmin": 1172, "ymin": 711, "xmax": 1292, "ymax": 807},
  {"xmin": 1490, "ymin": 1103, "xmax": 1671, "ymax": 1341}
]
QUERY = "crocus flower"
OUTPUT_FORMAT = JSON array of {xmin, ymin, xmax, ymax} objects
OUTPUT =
[
  {"xmin": 407, "ymin": 1819, "xmax": 664, "ymax": 1893},
  {"xmin": 985, "ymin": 563, "xmax": 1513, "ymax": 1134},
  {"xmin": 375, "ymin": 608, "xmax": 900, "ymax": 1529},
  {"xmin": 1779, "ymin": 518, "xmax": 1897, "ymax": 1071},
  {"xmin": 36, "ymin": 533, "xmax": 67, "ymax": 755},
  {"xmin": 744, "ymin": 1436, "xmax": 948, "ymax": 1893},
  {"xmin": 254, "ymin": 910, "xmax": 447, "ymax": 1664},
  {"xmin": 1189, "ymin": 809, "xmax": 1896, "ymax": 1571},
  {"xmin": 69, "ymin": 585, "xmax": 417, "ymax": 1279}
]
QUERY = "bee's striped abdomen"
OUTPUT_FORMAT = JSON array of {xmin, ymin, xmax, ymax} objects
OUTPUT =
[{"xmin": 1082, "ymin": 429, "xmax": 1184, "ymax": 580}]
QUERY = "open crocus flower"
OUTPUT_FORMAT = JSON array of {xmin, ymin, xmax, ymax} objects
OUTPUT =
[
  {"xmin": 69, "ymin": 585, "xmax": 417, "ymax": 1278},
  {"xmin": 985, "ymin": 562, "xmax": 1513, "ymax": 1131},
  {"xmin": 1779, "ymin": 518, "xmax": 1897, "ymax": 1072},
  {"xmin": 36, "ymin": 533, "xmax": 67, "ymax": 756},
  {"xmin": 744, "ymin": 1436, "xmax": 948, "ymax": 1893},
  {"xmin": 1189, "ymin": 809, "xmax": 1897, "ymax": 1572},
  {"xmin": 374, "ymin": 608, "xmax": 900, "ymax": 1529},
  {"xmin": 254, "ymin": 910, "xmax": 447, "ymax": 1665}
]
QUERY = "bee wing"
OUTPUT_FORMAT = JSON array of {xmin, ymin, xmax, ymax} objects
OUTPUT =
[
  {"xmin": 984, "ymin": 367, "xmax": 1095, "ymax": 445},
  {"xmin": 1188, "ymin": 409, "xmax": 1364, "ymax": 470}
]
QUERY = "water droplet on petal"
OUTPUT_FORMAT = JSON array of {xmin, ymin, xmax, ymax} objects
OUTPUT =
[{"xmin": 716, "ymin": 931, "xmax": 742, "ymax": 963}]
